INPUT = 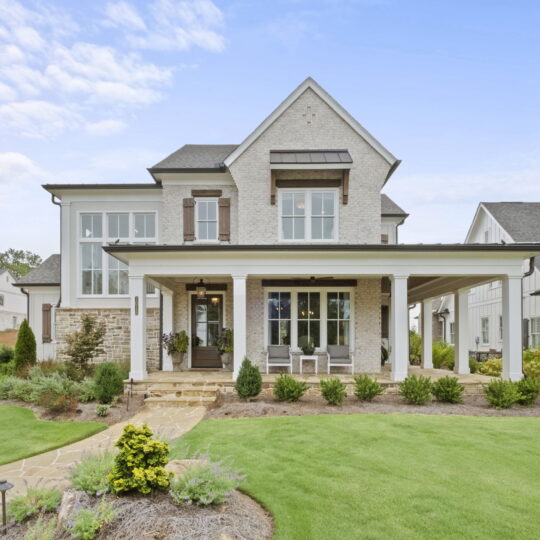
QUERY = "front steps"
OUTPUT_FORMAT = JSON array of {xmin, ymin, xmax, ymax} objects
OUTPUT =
[{"xmin": 143, "ymin": 384, "xmax": 220, "ymax": 408}]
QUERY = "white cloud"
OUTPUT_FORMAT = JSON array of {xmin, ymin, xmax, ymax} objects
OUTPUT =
[
  {"xmin": 0, "ymin": 81, "xmax": 16, "ymax": 100},
  {"xmin": 85, "ymin": 119, "xmax": 127, "ymax": 135},
  {"xmin": 105, "ymin": 0, "xmax": 226, "ymax": 52},
  {"xmin": 0, "ymin": 151, "xmax": 46, "ymax": 185}
]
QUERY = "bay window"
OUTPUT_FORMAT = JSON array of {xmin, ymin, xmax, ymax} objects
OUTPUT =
[{"xmin": 279, "ymin": 189, "xmax": 337, "ymax": 241}]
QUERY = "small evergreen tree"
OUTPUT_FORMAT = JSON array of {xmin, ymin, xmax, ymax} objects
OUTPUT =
[
  {"xmin": 64, "ymin": 314, "xmax": 105, "ymax": 380},
  {"xmin": 235, "ymin": 358, "xmax": 262, "ymax": 399},
  {"xmin": 94, "ymin": 362, "xmax": 124, "ymax": 403},
  {"xmin": 13, "ymin": 319, "xmax": 36, "ymax": 371}
]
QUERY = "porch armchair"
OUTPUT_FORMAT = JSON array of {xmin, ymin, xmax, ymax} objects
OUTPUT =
[
  {"xmin": 327, "ymin": 345, "xmax": 354, "ymax": 374},
  {"xmin": 266, "ymin": 345, "xmax": 293, "ymax": 374}
]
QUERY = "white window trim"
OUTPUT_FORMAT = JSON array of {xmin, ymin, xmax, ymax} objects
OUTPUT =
[
  {"xmin": 481, "ymin": 316, "xmax": 490, "ymax": 344},
  {"xmin": 263, "ymin": 287, "xmax": 355, "ymax": 352},
  {"xmin": 77, "ymin": 211, "xmax": 158, "ymax": 298},
  {"xmin": 278, "ymin": 188, "xmax": 339, "ymax": 243},
  {"xmin": 194, "ymin": 197, "xmax": 219, "ymax": 243},
  {"xmin": 531, "ymin": 318, "xmax": 540, "ymax": 349}
]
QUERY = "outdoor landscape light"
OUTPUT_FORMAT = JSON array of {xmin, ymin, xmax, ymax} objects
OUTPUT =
[{"xmin": 0, "ymin": 479, "xmax": 13, "ymax": 532}]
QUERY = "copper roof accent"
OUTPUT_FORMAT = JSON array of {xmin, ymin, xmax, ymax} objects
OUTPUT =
[{"xmin": 270, "ymin": 149, "xmax": 353, "ymax": 164}]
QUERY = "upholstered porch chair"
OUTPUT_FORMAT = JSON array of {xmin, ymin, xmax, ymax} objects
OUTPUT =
[
  {"xmin": 327, "ymin": 345, "xmax": 354, "ymax": 374},
  {"xmin": 266, "ymin": 345, "xmax": 293, "ymax": 374}
]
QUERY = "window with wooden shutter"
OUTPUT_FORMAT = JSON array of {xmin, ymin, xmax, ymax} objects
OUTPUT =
[
  {"xmin": 42, "ymin": 304, "xmax": 52, "ymax": 343},
  {"xmin": 218, "ymin": 198, "xmax": 231, "ymax": 241},
  {"xmin": 381, "ymin": 234, "xmax": 389, "ymax": 244},
  {"xmin": 183, "ymin": 198, "xmax": 195, "ymax": 241}
]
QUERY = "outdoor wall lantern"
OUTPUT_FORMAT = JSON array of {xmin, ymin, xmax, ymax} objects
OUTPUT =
[
  {"xmin": 0, "ymin": 479, "xmax": 13, "ymax": 532},
  {"xmin": 196, "ymin": 279, "xmax": 207, "ymax": 299}
]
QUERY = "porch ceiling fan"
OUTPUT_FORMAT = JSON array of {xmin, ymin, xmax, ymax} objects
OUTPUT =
[{"xmin": 291, "ymin": 276, "xmax": 335, "ymax": 283}]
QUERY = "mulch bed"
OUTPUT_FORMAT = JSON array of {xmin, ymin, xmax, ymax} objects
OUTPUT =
[{"xmin": 208, "ymin": 392, "xmax": 540, "ymax": 419}]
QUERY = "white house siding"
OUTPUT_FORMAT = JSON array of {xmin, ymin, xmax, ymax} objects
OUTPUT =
[
  {"xmin": 26, "ymin": 286, "xmax": 59, "ymax": 360},
  {"xmin": 0, "ymin": 271, "xmax": 26, "ymax": 330},
  {"xmin": 229, "ymin": 88, "xmax": 390, "ymax": 245}
]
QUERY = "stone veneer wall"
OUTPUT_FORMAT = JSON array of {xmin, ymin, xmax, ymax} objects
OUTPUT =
[{"xmin": 55, "ymin": 308, "xmax": 160, "ymax": 372}]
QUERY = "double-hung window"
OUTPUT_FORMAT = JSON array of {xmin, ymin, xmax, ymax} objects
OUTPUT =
[
  {"xmin": 531, "ymin": 318, "xmax": 540, "ymax": 348},
  {"xmin": 195, "ymin": 198, "xmax": 218, "ymax": 241},
  {"xmin": 279, "ymin": 189, "xmax": 337, "ymax": 241},
  {"xmin": 327, "ymin": 292, "xmax": 350, "ymax": 346},
  {"xmin": 268, "ymin": 292, "xmax": 291, "ymax": 345},
  {"xmin": 81, "ymin": 214, "xmax": 103, "ymax": 295},
  {"xmin": 449, "ymin": 322, "xmax": 455, "ymax": 344},
  {"xmin": 298, "ymin": 292, "xmax": 320, "ymax": 347},
  {"xmin": 481, "ymin": 317, "xmax": 489, "ymax": 344},
  {"xmin": 107, "ymin": 213, "xmax": 129, "ymax": 295}
]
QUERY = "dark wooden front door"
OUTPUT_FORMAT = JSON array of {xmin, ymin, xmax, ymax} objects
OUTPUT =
[{"xmin": 191, "ymin": 294, "xmax": 223, "ymax": 368}]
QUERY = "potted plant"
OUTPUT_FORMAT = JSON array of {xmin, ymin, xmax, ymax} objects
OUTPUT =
[
  {"xmin": 299, "ymin": 335, "xmax": 315, "ymax": 355},
  {"xmin": 217, "ymin": 328, "xmax": 234, "ymax": 370},
  {"xmin": 162, "ymin": 331, "xmax": 189, "ymax": 369}
]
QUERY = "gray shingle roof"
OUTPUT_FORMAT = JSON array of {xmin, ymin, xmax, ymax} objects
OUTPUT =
[
  {"xmin": 15, "ymin": 254, "xmax": 60, "ymax": 286},
  {"xmin": 381, "ymin": 194, "xmax": 408, "ymax": 216},
  {"xmin": 151, "ymin": 144, "xmax": 238, "ymax": 170},
  {"xmin": 482, "ymin": 202, "xmax": 540, "ymax": 242}
]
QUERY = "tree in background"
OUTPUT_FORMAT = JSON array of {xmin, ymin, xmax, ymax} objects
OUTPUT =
[
  {"xmin": 13, "ymin": 319, "xmax": 37, "ymax": 371},
  {"xmin": 0, "ymin": 249, "xmax": 42, "ymax": 279}
]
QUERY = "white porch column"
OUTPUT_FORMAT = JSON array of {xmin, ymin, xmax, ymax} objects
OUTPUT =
[
  {"xmin": 390, "ymin": 275, "xmax": 409, "ymax": 381},
  {"xmin": 129, "ymin": 276, "xmax": 147, "ymax": 380},
  {"xmin": 161, "ymin": 289, "xmax": 174, "ymax": 371},
  {"xmin": 422, "ymin": 299, "xmax": 433, "ymax": 369},
  {"xmin": 232, "ymin": 275, "xmax": 247, "ymax": 380},
  {"xmin": 454, "ymin": 289, "xmax": 470, "ymax": 374},
  {"xmin": 502, "ymin": 275, "xmax": 523, "ymax": 381}
]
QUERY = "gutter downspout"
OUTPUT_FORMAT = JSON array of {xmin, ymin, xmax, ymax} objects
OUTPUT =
[
  {"xmin": 51, "ymin": 194, "xmax": 61, "ymax": 308},
  {"xmin": 21, "ymin": 288, "xmax": 29, "ymax": 322}
]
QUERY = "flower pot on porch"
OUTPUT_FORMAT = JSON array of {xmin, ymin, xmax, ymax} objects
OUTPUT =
[
  {"xmin": 221, "ymin": 352, "xmax": 233, "ymax": 371},
  {"xmin": 173, "ymin": 352, "xmax": 186, "ymax": 371}
]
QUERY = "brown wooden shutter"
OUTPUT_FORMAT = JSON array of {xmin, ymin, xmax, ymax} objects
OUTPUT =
[
  {"xmin": 218, "ymin": 198, "xmax": 231, "ymax": 241},
  {"xmin": 381, "ymin": 234, "xmax": 389, "ymax": 244},
  {"xmin": 183, "ymin": 198, "xmax": 195, "ymax": 241},
  {"xmin": 42, "ymin": 304, "xmax": 52, "ymax": 343}
]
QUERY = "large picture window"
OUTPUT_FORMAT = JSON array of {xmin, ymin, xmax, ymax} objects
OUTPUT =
[
  {"xmin": 297, "ymin": 292, "xmax": 320, "ymax": 347},
  {"xmin": 279, "ymin": 189, "xmax": 337, "ymax": 241},
  {"xmin": 327, "ymin": 292, "xmax": 350, "ymax": 346},
  {"xmin": 268, "ymin": 292, "xmax": 291, "ymax": 345}
]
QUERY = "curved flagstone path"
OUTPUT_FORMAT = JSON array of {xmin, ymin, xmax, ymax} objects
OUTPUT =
[{"xmin": 0, "ymin": 406, "xmax": 206, "ymax": 496}]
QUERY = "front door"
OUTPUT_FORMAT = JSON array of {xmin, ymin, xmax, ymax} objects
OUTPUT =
[{"xmin": 191, "ymin": 294, "xmax": 223, "ymax": 368}]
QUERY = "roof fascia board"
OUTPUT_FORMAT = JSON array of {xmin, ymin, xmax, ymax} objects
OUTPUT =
[{"xmin": 223, "ymin": 77, "xmax": 398, "ymax": 169}]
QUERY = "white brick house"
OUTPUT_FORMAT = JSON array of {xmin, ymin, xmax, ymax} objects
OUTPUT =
[
  {"xmin": 17, "ymin": 78, "xmax": 539, "ymax": 381},
  {"xmin": 0, "ymin": 268, "xmax": 26, "ymax": 331}
]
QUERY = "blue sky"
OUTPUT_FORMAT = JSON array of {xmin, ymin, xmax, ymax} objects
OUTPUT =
[{"xmin": 1, "ymin": 0, "xmax": 539, "ymax": 257}]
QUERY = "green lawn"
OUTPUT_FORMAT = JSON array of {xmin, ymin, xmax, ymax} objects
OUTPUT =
[
  {"xmin": 172, "ymin": 414, "xmax": 540, "ymax": 540},
  {"xmin": 0, "ymin": 405, "xmax": 106, "ymax": 465}
]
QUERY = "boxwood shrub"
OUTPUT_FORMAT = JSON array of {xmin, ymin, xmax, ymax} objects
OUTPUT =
[
  {"xmin": 273, "ymin": 374, "xmax": 308, "ymax": 402},
  {"xmin": 398, "ymin": 375, "xmax": 432, "ymax": 405}
]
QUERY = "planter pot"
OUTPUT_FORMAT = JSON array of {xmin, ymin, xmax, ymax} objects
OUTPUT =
[
  {"xmin": 301, "ymin": 349, "xmax": 315, "ymax": 356},
  {"xmin": 221, "ymin": 352, "xmax": 233, "ymax": 370},
  {"xmin": 173, "ymin": 351, "xmax": 185, "ymax": 370}
]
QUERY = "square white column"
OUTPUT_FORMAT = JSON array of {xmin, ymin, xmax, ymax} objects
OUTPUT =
[
  {"xmin": 390, "ymin": 275, "xmax": 409, "ymax": 382},
  {"xmin": 454, "ymin": 289, "xmax": 470, "ymax": 374},
  {"xmin": 232, "ymin": 275, "xmax": 247, "ymax": 380},
  {"xmin": 502, "ymin": 275, "xmax": 523, "ymax": 381},
  {"xmin": 422, "ymin": 299, "xmax": 433, "ymax": 369},
  {"xmin": 129, "ymin": 276, "xmax": 147, "ymax": 380},
  {"xmin": 161, "ymin": 289, "xmax": 174, "ymax": 372}
]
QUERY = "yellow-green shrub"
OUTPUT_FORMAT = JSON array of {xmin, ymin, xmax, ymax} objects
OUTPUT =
[
  {"xmin": 524, "ymin": 359, "xmax": 540, "ymax": 381},
  {"xmin": 477, "ymin": 357, "xmax": 502, "ymax": 377}
]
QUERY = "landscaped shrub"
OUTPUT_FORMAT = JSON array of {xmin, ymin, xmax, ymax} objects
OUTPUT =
[
  {"xmin": 24, "ymin": 515, "xmax": 56, "ymax": 540},
  {"xmin": 273, "ymin": 374, "xmax": 308, "ymax": 402},
  {"xmin": 8, "ymin": 377, "xmax": 34, "ymax": 401},
  {"xmin": 523, "ymin": 359, "xmax": 540, "ymax": 381},
  {"xmin": 70, "ymin": 451, "xmax": 115, "ymax": 495},
  {"xmin": 108, "ymin": 423, "xmax": 171, "ymax": 495},
  {"xmin": 353, "ymin": 375, "xmax": 385, "ymax": 402},
  {"xmin": 235, "ymin": 358, "xmax": 262, "ymax": 399},
  {"xmin": 96, "ymin": 404, "xmax": 110, "ymax": 417},
  {"xmin": 484, "ymin": 379, "xmax": 521, "ymax": 409},
  {"xmin": 320, "ymin": 377, "xmax": 347, "ymax": 405},
  {"xmin": 523, "ymin": 347, "xmax": 540, "ymax": 365},
  {"xmin": 477, "ymin": 357, "xmax": 502, "ymax": 377},
  {"xmin": 29, "ymin": 371, "xmax": 78, "ymax": 402},
  {"xmin": 0, "ymin": 360, "xmax": 14, "ymax": 376},
  {"xmin": 78, "ymin": 377, "xmax": 98, "ymax": 403},
  {"xmin": 67, "ymin": 499, "xmax": 116, "ymax": 540},
  {"xmin": 8, "ymin": 488, "xmax": 61, "ymax": 522},
  {"xmin": 64, "ymin": 314, "xmax": 105, "ymax": 381},
  {"xmin": 469, "ymin": 357, "xmax": 479, "ymax": 374},
  {"xmin": 38, "ymin": 390, "xmax": 78, "ymax": 413},
  {"xmin": 0, "ymin": 344, "xmax": 14, "ymax": 364},
  {"xmin": 409, "ymin": 330, "xmax": 422, "ymax": 365},
  {"xmin": 399, "ymin": 375, "xmax": 432, "ymax": 405},
  {"xmin": 13, "ymin": 319, "xmax": 36, "ymax": 372},
  {"xmin": 94, "ymin": 362, "xmax": 124, "ymax": 404},
  {"xmin": 432, "ymin": 341, "xmax": 454, "ymax": 369},
  {"xmin": 170, "ymin": 461, "xmax": 245, "ymax": 506},
  {"xmin": 516, "ymin": 377, "xmax": 540, "ymax": 406},
  {"xmin": 431, "ymin": 376, "xmax": 464, "ymax": 403}
]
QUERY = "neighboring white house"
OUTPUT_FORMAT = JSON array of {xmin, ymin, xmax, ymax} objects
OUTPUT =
[
  {"xmin": 15, "ymin": 78, "xmax": 540, "ymax": 381},
  {"xmin": 435, "ymin": 202, "xmax": 540, "ymax": 353},
  {"xmin": 0, "ymin": 268, "xmax": 26, "ymax": 331}
]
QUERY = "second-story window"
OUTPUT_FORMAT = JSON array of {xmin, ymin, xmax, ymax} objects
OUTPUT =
[
  {"xmin": 279, "ymin": 189, "xmax": 337, "ymax": 241},
  {"xmin": 195, "ymin": 198, "xmax": 218, "ymax": 241}
]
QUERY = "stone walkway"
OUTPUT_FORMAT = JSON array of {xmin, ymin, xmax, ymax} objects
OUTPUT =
[{"xmin": 0, "ymin": 406, "xmax": 206, "ymax": 496}]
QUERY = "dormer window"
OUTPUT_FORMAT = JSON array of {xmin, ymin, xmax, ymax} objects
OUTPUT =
[{"xmin": 279, "ymin": 189, "xmax": 337, "ymax": 241}]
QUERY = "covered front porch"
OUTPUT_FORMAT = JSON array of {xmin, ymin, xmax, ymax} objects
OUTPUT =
[{"xmin": 103, "ymin": 243, "xmax": 540, "ymax": 383}]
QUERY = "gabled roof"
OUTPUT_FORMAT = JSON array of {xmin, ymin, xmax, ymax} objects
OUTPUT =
[
  {"xmin": 223, "ymin": 77, "xmax": 399, "ymax": 176},
  {"xmin": 14, "ymin": 254, "xmax": 60, "ymax": 287},
  {"xmin": 480, "ymin": 202, "xmax": 540, "ymax": 242},
  {"xmin": 381, "ymin": 194, "xmax": 408, "ymax": 217},
  {"xmin": 150, "ymin": 144, "xmax": 238, "ymax": 171}
]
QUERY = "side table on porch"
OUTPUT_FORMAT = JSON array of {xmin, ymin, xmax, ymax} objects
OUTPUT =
[{"xmin": 299, "ymin": 355, "xmax": 318, "ymax": 374}]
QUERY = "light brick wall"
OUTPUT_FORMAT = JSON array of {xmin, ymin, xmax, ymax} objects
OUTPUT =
[
  {"xmin": 55, "ymin": 308, "xmax": 160, "ymax": 371},
  {"xmin": 229, "ymin": 88, "xmax": 390, "ymax": 245}
]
